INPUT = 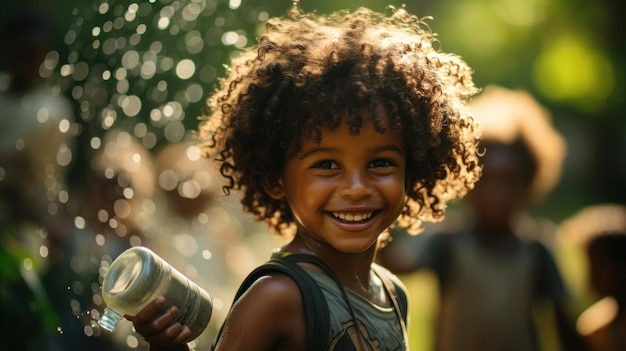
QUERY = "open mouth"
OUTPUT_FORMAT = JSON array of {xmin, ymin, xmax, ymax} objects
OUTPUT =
[{"xmin": 330, "ymin": 211, "xmax": 374, "ymax": 222}]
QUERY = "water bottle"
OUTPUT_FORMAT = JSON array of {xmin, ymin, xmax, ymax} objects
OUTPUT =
[{"xmin": 98, "ymin": 246, "xmax": 212, "ymax": 340}]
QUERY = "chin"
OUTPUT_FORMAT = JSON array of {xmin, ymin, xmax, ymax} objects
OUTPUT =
[{"xmin": 331, "ymin": 237, "xmax": 378, "ymax": 254}]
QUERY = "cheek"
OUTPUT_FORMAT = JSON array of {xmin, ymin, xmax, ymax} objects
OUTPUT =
[
  {"xmin": 382, "ymin": 175, "xmax": 407, "ymax": 209},
  {"xmin": 287, "ymin": 175, "xmax": 330, "ymax": 195},
  {"xmin": 284, "ymin": 176, "xmax": 330, "ymax": 209}
]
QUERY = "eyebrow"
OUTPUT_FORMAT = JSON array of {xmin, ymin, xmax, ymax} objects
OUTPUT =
[{"xmin": 297, "ymin": 144, "xmax": 404, "ymax": 160}]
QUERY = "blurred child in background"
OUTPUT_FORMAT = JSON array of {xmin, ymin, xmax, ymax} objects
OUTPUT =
[
  {"xmin": 559, "ymin": 204, "xmax": 626, "ymax": 351},
  {"xmin": 379, "ymin": 85, "xmax": 586, "ymax": 351},
  {"xmin": 0, "ymin": 10, "xmax": 77, "ymax": 351}
]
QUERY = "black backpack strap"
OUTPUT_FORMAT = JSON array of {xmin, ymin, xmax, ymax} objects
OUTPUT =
[
  {"xmin": 372, "ymin": 264, "xmax": 409, "ymax": 344},
  {"xmin": 389, "ymin": 275, "xmax": 408, "ymax": 323},
  {"xmin": 212, "ymin": 255, "xmax": 330, "ymax": 351},
  {"xmin": 281, "ymin": 254, "xmax": 360, "ymax": 322},
  {"xmin": 291, "ymin": 254, "xmax": 409, "ymax": 346}
]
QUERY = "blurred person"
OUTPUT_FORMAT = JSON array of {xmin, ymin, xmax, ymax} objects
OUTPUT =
[
  {"xmin": 0, "ymin": 10, "xmax": 75, "ymax": 245},
  {"xmin": 0, "ymin": 10, "xmax": 76, "ymax": 351},
  {"xmin": 559, "ymin": 204, "xmax": 626, "ymax": 351},
  {"xmin": 378, "ymin": 85, "xmax": 586, "ymax": 351},
  {"xmin": 80, "ymin": 128, "xmax": 156, "ymax": 251},
  {"xmin": 45, "ymin": 128, "xmax": 158, "ymax": 351},
  {"xmin": 147, "ymin": 140, "xmax": 278, "ymax": 349}
]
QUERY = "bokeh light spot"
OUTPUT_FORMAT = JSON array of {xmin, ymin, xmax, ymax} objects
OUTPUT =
[
  {"xmin": 175, "ymin": 59, "xmax": 196, "ymax": 80},
  {"xmin": 74, "ymin": 216, "xmax": 86, "ymax": 229},
  {"xmin": 229, "ymin": 0, "xmax": 241, "ymax": 10},
  {"xmin": 120, "ymin": 95, "xmax": 142, "ymax": 117},
  {"xmin": 184, "ymin": 83, "xmax": 204, "ymax": 103},
  {"xmin": 221, "ymin": 31, "xmax": 239, "ymax": 46},
  {"xmin": 98, "ymin": 3, "xmax": 110, "ymax": 15},
  {"xmin": 164, "ymin": 121, "xmax": 186, "ymax": 142},
  {"xmin": 126, "ymin": 335, "xmax": 139, "ymax": 348},
  {"xmin": 533, "ymin": 35, "xmax": 614, "ymax": 109}
]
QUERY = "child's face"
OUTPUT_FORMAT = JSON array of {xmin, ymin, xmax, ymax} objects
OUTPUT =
[
  {"xmin": 467, "ymin": 143, "xmax": 531, "ymax": 227},
  {"xmin": 588, "ymin": 244, "xmax": 617, "ymax": 296},
  {"xmin": 270, "ymin": 116, "xmax": 407, "ymax": 254}
]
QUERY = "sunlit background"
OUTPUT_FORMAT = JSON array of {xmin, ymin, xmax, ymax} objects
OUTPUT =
[
  {"xmin": 1, "ymin": 0, "xmax": 620, "ymax": 219},
  {"xmin": 0, "ymin": 0, "xmax": 624, "ymax": 350}
]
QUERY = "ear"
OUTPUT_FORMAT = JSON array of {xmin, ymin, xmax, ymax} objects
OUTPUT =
[{"xmin": 263, "ymin": 178, "xmax": 285, "ymax": 200}]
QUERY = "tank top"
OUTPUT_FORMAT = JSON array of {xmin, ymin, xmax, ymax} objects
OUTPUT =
[{"xmin": 305, "ymin": 266, "xmax": 409, "ymax": 350}]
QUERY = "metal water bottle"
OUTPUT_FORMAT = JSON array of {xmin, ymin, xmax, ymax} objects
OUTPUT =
[{"xmin": 98, "ymin": 246, "xmax": 212, "ymax": 340}]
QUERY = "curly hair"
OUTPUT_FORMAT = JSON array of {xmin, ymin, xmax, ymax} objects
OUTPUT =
[
  {"xmin": 558, "ymin": 203, "xmax": 626, "ymax": 246},
  {"xmin": 198, "ymin": 6, "xmax": 482, "ymax": 236},
  {"xmin": 469, "ymin": 85, "xmax": 567, "ymax": 202}
]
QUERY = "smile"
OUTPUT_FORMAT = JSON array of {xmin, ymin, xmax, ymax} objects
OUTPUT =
[{"xmin": 330, "ymin": 212, "xmax": 374, "ymax": 222}]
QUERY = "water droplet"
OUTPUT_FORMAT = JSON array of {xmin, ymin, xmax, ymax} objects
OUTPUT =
[
  {"xmin": 39, "ymin": 245, "xmax": 49, "ymax": 258},
  {"xmin": 23, "ymin": 258, "xmax": 33, "ymax": 270},
  {"xmin": 201, "ymin": 249, "xmax": 212, "ymax": 260}
]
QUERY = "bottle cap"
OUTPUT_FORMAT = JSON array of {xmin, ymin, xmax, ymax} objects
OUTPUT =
[{"xmin": 98, "ymin": 307, "xmax": 123, "ymax": 332}]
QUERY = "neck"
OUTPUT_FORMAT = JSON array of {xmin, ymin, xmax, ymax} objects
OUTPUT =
[{"xmin": 282, "ymin": 233, "xmax": 377, "ymax": 291}]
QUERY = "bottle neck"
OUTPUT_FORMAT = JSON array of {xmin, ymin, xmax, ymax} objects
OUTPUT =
[{"xmin": 98, "ymin": 307, "xmax": 123, "ymax": 332}]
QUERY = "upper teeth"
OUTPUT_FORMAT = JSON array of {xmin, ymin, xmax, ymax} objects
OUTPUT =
[{"xmin": 332, "ymin": 212, "xmax": 373, "ymax": 222}]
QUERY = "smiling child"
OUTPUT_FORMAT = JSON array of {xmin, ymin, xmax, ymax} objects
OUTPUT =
[{"xmin": 125, "ymin": 4, "xmax": 481, "ymax": 350}]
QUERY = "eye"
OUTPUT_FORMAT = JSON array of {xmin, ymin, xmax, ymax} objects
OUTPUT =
[
  {"xmin": 312, "ymin": 160, "xmax": 339, "ymax": 170},
  {"xmin": 369, "ymin": 159, "xmax": 394, "ymax": 169}
]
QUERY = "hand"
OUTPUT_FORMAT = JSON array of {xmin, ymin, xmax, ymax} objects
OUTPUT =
[{"xmin": 126, "ymin": 296, "xmax": 192, "ymax": 350}]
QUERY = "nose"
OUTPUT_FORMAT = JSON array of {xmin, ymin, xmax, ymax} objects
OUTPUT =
[{"xmin": 338, "ymin": 169, "xmax": 374, "ymax": 199}]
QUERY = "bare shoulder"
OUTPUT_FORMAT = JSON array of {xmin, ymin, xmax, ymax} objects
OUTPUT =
[{"xmin": 214, "ymin": 273, "xmax": 306, "ymax": 351}]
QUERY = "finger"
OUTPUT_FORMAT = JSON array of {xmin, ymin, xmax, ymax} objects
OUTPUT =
[
  {"xmin": 144, "ymin": 322, "xmax": 192, "ymax": 346},
  {"xmin": 173, "ymin": 325, "xmax": 192, "ymax": 344},
  {"xmin": 133, "ymin": 301, "xmax": 181, "ymax": 338},
  {"xmin": 132, "ymin": 296, "xmax": 166, "ymax": 324}
]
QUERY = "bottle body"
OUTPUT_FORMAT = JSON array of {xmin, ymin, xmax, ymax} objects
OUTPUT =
[{"xmin": 98, "ymin": 246, "xmax": 212, "ymax": 340}]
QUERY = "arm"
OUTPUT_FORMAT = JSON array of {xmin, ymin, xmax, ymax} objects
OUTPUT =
[
  {"xmin": 532, "ymin": 242, "xmax": 589, "ymax": 351},
  {"xmin": 213, "ymin": 273, "xmax": 306, "ymax": 350},
  {"xmin": 553, "ymin": 302, "xmax": 590, "ymax": 351},
  {"xmin": 378, "ymin": 231, "xmax": 447, "ymax": 274},
  {"xmin": 130, "ymin": 274, "xmax": 306, "ymax": 351}
]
